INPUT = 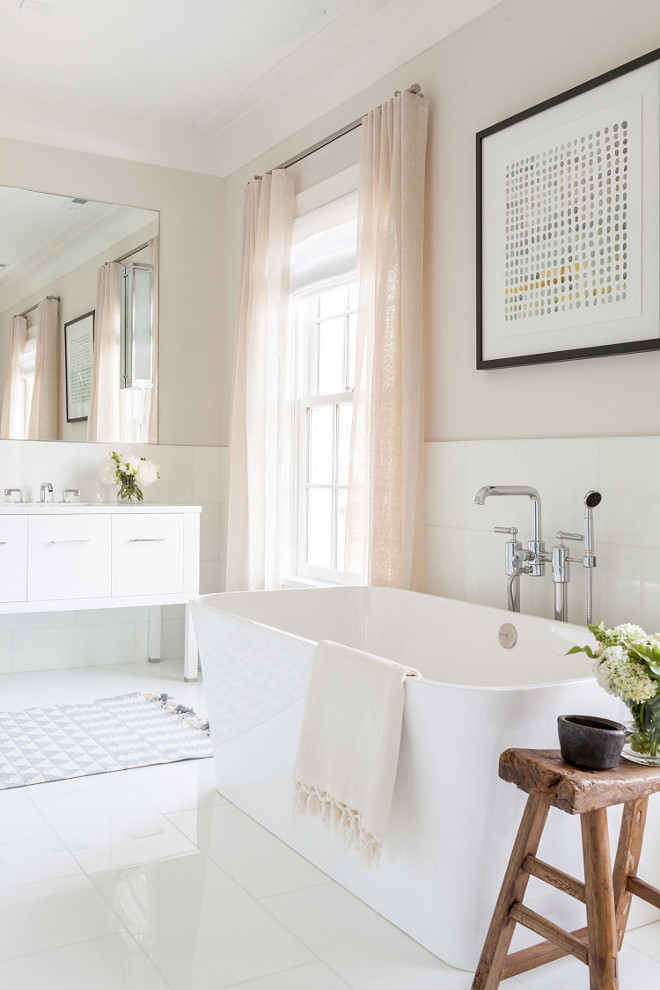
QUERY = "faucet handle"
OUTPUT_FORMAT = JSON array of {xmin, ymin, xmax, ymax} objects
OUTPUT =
[
  {"xmin": 555, "ymin": 531, "xmax": 582, "ymax": 545},
  {"xmin": 494, "ymin": 526, "xmax": 518, "ymax": 536}
]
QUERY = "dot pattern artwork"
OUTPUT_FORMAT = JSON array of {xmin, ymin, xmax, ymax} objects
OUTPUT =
[{"xmin": 504, "ymin": 120, "xmax": 628, "ymax": 323}]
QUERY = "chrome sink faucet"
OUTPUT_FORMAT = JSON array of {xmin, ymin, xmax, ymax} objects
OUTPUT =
[{"xmin": 40, "ymin": 482, "xmax": 53, "ymax": 504}]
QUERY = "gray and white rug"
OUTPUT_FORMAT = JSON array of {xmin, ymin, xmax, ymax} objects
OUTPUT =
[{"xmin": 0, "ymin": 692, "xmax": 212, "ymax": 789}]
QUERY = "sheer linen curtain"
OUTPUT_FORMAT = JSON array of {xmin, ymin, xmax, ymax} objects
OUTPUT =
[
  {"xmin": 87, "ymin": 261, "xmax": 121, "ymax": 442},
  {"xmin": 0, "ymin": 315, "xmax": 27, "ymax": 439},
  {"xmin": 225, "ymin": 171, "xmax": 296, "ymax": 591},
  {"xmin": 28, "ymin": 297, "xmax": 60, "ymax": 440},
  {"xmin": 344, "ymin": 90, "xmax": 429, "ymax": 590},
  {"xmin": 145, "ymin": 235, "xmax": 159, "ymax": 444}
]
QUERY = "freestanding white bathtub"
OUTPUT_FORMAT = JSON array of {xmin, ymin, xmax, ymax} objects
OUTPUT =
[{"xmin": 190, "ymin": 587, "xmax": 660, "ymax": 971}]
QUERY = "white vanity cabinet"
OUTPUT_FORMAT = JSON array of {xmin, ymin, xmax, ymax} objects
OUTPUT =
[
  {"xmin": 0, "ymin": 516, "xmax": 27, "ymax": 603},
  {"xmin": 0, "ymin": 504, "xmax": 201, "ymax": 680}
]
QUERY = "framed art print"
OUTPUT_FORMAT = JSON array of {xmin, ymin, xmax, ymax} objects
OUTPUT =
[
  {"xmin": 477, "ymin": 49, "xmax": 660, "ymax": 369},
  {"xmin": 64, "ymin": 310, "xmax": 94, "ymax": 422}
]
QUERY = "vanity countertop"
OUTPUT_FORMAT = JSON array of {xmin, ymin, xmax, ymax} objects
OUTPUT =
[{"xmin": 0, "ymin": 503, "xmax": 202, "ymax": 514}]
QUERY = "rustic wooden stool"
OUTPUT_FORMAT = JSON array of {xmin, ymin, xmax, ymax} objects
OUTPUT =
[{"xmin": 472, "ymin": 748, "xmax": 660, "ymax": 990}]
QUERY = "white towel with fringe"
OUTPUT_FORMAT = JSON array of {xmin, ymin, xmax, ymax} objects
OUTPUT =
[{"xmin": 293, "ymin": 640, "xmax": 421, "ymax": 866}]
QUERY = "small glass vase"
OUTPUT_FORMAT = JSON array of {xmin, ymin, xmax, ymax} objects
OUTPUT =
[
  {"xmin": 117, "ymin": 473, "xmax": 143, "ymax": 503},
  {"xmin": 622, "ymin": 698, "xmax": 660, "ymax": 766}
]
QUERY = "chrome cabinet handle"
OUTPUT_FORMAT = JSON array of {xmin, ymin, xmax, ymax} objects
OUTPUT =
[
  {"xmin": 129, "ymin": 538, "xmax": 166, "ymax": 542},
  {"xmin": 49, "ymin": 539, "xmax": 91, "ymax": 544},
  {"xmin": 0, "ymin": 541, "xmax": 6, "ymax": 546}
]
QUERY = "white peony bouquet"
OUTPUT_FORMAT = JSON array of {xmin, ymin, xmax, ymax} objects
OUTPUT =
[
  {"xmin": 100, "ymin": 451, "xmax": 160, "ymax": 502},
  {"xmin": 568, "ymin": 622, "xmax": 660, "ymax": 760}
]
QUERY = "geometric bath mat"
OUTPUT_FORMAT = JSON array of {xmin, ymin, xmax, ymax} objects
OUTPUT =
[{"xmin": 0, "ymin": 692, "xmax": 212, "ymax": 790}]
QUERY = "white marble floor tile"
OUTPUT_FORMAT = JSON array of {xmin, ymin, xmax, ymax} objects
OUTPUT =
[
  {"xmin": 261, "ymin": 883, "xmax": 479, "ymax": 990},
  {"xmin": 0, "ymin": 789, "xmax": 53, "ymax": 842},
  {"xmin": 0, "ymin": 932, "xmax": 172, "ymax": 990},
  {"xmin": 93, "ymin": 853, "xmax": 315, "ymax": 990},
  {"xmin": 223, "ymin": 960, "xmax": 352, "ymax": 989},
  {"xmin": 625, "ymin": 919, "xmax": 660, "ymax": 958},
  {"xmin": 0, "ymin": 874, "xmax": 126, "ymax": 961},
  {"xmin": 0, "ymin": 833, "xmax": 83, "ymax": 890},
  {"xmin": 30, "ymin": 782, "xmax": 198, "ymax": 874},
  {"xmin": 168, "ymin": 802, "xmax": 331, "ymax": 899},
  {"xmin": 515, "ymin": 940, "xmax": 660, "ymax": 989},
  {"xmin": 0, "ymin": 672, "xmax": 34, "ymax": 711},
  {"xmin": 126, "ymin": 758, "xmax": 220, "ymax": 817}
]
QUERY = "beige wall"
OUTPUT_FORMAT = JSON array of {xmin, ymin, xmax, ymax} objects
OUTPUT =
[
  {"xmin": 221, "ymin": 0, "xmax": 660, "ymax": 444},
  {"xmin": 0, "ymin": 136, "xmax": 223, "ymax": 446}
]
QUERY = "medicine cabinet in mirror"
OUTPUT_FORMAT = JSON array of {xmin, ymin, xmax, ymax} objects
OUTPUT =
[{"xmin": 0, "ymin": 183, "xmax": 159, "ymax": 443}]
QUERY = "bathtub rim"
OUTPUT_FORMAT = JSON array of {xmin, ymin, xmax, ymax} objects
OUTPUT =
[{"xmin": 191, "ymin": 590, "xmax": 598, "ymax": 694}]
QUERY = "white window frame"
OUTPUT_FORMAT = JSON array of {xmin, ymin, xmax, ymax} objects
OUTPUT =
[{"xmin": 291, "ymin": 282, "xmax": 357, "ymax": 584}]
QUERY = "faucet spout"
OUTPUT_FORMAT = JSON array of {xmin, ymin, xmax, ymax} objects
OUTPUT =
[
  {"xmin": 40, "ymin": 482, "xmax": 53, "ymax": 504},
  {"xmin": 474, "ymin": 485, "xmax": 542, "ymax": 544}
]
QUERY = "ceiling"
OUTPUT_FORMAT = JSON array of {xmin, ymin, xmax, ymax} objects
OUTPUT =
[{"xmin": 0, "ymin": 0, "xmax": 502, "ymax": 176}]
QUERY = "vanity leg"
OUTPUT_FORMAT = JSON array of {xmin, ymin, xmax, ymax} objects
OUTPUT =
[
  {"xmin": 148, "ymin": 605, "xmax": 161, "ymax": 663},
  {"xmin": 184, "ymin": 605, "xmax": 199, "ymax": 682}
]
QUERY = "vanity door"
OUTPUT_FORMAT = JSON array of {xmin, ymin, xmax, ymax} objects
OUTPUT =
[
  {"xmin": 0, "ymin": 516, "xmax": 27, "ymax": 603},
  {"xmin": 112, "ymin": 513, "xmax": 184, "ymax": 597},
  {"xmin": 27, "ymin": 514, "xmax": 111, "ymax": 601}
]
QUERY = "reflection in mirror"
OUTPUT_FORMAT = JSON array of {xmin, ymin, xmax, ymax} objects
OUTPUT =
[{"xmin": 0, "ymin": 185, "xmax": 159, "ymax": 442}]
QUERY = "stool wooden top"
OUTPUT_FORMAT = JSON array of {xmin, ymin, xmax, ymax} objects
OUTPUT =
[{"xmin": 499, "ymin": 748, "xmax": 660, "ymax": 815}]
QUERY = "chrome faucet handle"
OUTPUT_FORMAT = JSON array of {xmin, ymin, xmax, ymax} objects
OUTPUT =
[
  {"xmin": 4, "ymin": 488, "xmax": 23, "ymax": 502},
  {"xmin": 63, "ymin": 489, "xmax": 81, "ymax": 502},
  {"xmin": 494, "ymin": 526, "xmax": 518, "ymax": 536},
  {"xmin": 555, "ymin": 531, "xmax": 582, "ymax": 545}
]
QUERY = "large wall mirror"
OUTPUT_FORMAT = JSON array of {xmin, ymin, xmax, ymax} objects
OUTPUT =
[{"xmin": 0, "ymin": 184, "xmax": 159, "ymax": 443}]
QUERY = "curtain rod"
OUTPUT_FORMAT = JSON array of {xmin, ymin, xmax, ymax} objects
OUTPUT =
[
  {"xmin": 113, "ymin": 241, "xmax": 150, "ymax": 264},
  {"xmin": 255, "ymin": 83, "xmax": 422, "ymax": 180},
  {"xmin": 16, "ymin": 295, "xmax": 60, "ymax": 319}
]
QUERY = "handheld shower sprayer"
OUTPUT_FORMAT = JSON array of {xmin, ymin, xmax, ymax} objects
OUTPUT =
[{"xmin": 583, "ymin": 490, "xmax": 601, "ymax": 625}]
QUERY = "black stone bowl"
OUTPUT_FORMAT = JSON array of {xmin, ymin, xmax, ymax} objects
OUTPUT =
[{"xmin": 557, "ymin": 714, "xmax": 627, "ymax": 771}]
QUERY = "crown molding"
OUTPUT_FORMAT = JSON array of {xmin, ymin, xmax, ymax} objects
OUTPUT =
[{"xmin": 0, "ymin": 0, "xmax": 503, "ymax": 178}]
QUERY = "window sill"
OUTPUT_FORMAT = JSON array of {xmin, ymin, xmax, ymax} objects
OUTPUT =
[{"xmin": 282, "ymin": 575, "xmax": 341, "ymax": 590}]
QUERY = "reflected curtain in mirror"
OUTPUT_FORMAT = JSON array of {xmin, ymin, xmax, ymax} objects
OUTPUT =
[
  {"xmin": 0, "ymin": 315, "xmax": 27, "ymax": 439},
  {"xmin": 87, "ymin": 262, "xmax": 121, "ymax": 442},
  {"xmin": 28, "ymin": 297, "xmax": 60, "ymax": 440}
]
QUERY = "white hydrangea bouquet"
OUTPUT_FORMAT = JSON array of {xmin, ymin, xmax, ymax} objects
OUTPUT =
[
  {"xmin": 568, "ymin": 622, "xmax": 660, "ymax": 763},
  {"xmin": 100, "ymin": 451, "xmax": 160, "ymax": 502}
]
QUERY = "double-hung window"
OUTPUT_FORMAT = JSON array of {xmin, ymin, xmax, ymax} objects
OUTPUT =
[{"xmin": 289, "ymin": 190, "xmax": 358, "ymax": 584}]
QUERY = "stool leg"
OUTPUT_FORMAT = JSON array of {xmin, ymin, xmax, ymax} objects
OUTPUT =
[
  {"xmin": 613, "ymin": 797, "xmax": 649, "ymax": 949},
  {"xmin": 581, "ymin": 808, "xmax": 619, "ymax": 990},
  {"xmin": 471, "ymin": 793, "xmax": 550, "ymax": 990}
]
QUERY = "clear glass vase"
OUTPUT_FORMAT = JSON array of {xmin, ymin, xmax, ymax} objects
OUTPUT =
[
  {"xmin": 623, "ymin": 698, "xmax": 660, "ymax": 765},
  {"xmin": 117, "ymin": 473, "xmax": 143, "ymax": 502}
]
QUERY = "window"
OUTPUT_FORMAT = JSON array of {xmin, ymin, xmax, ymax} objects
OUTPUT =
[
  {"xmin": 289, "ymin": 190, "xmax": 358, "ymax": 583},
  {"xmin": 293, "ymin": 283, "xmax": 357, "ymax": 582}
]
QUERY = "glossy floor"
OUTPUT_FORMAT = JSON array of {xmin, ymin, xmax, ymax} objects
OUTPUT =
[{"xmin": 0, "ymin": 660, "xmax": 658, "ymax": 989}]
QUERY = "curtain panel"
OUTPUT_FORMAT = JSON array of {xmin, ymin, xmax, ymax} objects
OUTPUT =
[
  {"xmin": 28, "ymin": 297, "xmax": 60, "ymax": 441},
  {"xmin": 0, "ymin": 315, "xmax": 27, "ymax": 439},
  {"xmin": 225, "ymin": 170, "xmax": 296, "ymax": 591},
  {"xmin": 87, "ymin": 262, "xmax": 121, "ymax": 442},
  {"xmin": 344, "ymin": 90, "xmax": 429, "ymax": 590}
]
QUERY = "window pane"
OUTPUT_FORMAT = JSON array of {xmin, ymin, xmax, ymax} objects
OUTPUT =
[
  {"xmin": 318, "ymin": 317, "xmax": 345, "ymax": 395},
  {"xmin": 319, "ymin": 285, "xmax": 348, "ymax": 319},
  {"xmin": 307, "ymin": 405, "xmax": 334, "ymax": 484},
  {"xmin": 307, "ymin": 488, "xmax": 333, "ymax": 570},
  {"xmin": 336, "ymin": 488, "xmax": 347, "ymax": 572},
  {"xmin": 337, "ymin": 403, "xmax": 352, "ymax": 486}
]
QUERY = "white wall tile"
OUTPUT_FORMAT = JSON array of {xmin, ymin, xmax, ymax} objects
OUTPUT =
[{"xmin": 426, "ymin": 438, "xmax": 660, "ymax": 631}]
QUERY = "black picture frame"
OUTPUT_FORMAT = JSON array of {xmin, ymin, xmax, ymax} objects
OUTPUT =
[
  {"xmin": 476, "ymin": 48, "xmax": 660, "ymax": 370},
  {"xmin": 64, "ymin": 311, "xmax": 94, "ymax": 422}
]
